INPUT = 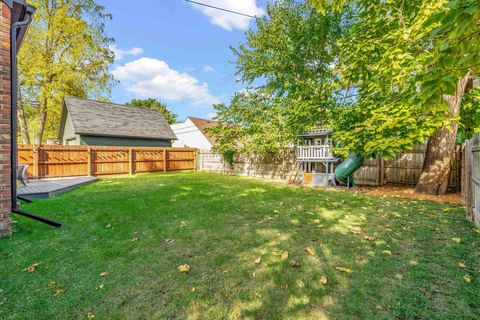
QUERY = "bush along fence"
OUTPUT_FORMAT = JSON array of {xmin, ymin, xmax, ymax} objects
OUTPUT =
[
  {"xmin": 17, "ymin": 145, "xmax": 197, "ymax": 179},
  {"xmin": 197, "ymin": 144, "xmax": 463, "ymax": 190},
  {"xmin": 464, "ymin": 133, "xmax": 480, "ymax": 226}
]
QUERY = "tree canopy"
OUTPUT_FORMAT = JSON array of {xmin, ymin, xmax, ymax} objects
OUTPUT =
[
  {"xmin": 18, "ymin": 0, "xmax": 115, "ymax": 144},
  {"xmin": 211, "ymin": 0, "xmax": 348, "ymax": 153},
  {"xmin": 310, "ymin": 0, "xmax": 480, "ymax": 157},
  {"xmin": 127, "ymin": 99, "xmax": 178, "ymax": 125}
]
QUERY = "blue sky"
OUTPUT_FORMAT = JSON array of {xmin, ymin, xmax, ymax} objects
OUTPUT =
[{"xmin": 97, "ymin": 0, "xmax": 268, "ymax": 121}]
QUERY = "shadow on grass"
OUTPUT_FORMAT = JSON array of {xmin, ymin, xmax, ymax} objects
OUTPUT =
[{"xmin": 1, "ymin": 172, "xmax": 478, "ymax": 319}]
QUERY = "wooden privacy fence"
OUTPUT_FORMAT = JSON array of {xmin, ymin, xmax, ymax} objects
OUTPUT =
[
  {"xmin": 198, "ymin": 149, "xmax": 295, "ymax": 180},
  {"xmin": 464, "ymin": 134, "xmax": 480, "ymax": 226},
  {"xmin": 17, "ymin": 145, "xmax": 196, "ymax": 179},
  {"xmin": 354, "ymin": 144, "xmax": 462, "ymax": 189},
  {"xmin": 198, "ymin": 144, "xmax": 463, "ymax": 190}
]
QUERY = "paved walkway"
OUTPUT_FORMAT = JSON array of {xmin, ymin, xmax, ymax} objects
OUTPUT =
[{"xmin": 18, "ymin": 176, "xmax": 97, "ymax": 199}]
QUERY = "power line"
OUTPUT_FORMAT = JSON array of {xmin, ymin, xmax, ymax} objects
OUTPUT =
[
  {"xmin": 168, "ymin": 73, "xmax": 237, "ymax": 107},
  {"xmin": 185, "ymin": 0, "xmax": 257, "ymax": 18}
]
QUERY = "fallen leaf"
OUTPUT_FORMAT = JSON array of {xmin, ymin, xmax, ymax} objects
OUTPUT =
[
  {"xmin": 272, "ymin": 250, "xmax": 288, "ymax": 259},
  {"xmin": 254, "ymin": 257, "xmax": 261, "ymax": 265},
  {"xmin": 105, "ymin": 224, "xmax": 112, "ymax": 228},
  {"xmin": 363, "ymin": 235, "xmax": 377, "ymax": 241},
  {"xmin": 26, "ymin": 263, "xmax": 40, "ymax": 273},
  {"xmin": 463, "ymin": 274, "xmax": 472, "ymax": 283},
  {"xmin": 0, "ymin": 252, "xmax": 11, "ymax": 259},
  {"xmin": 86, "ymin": 313, "xmax": 95, "ymax": 319},
  {"xmin": 452, "ymin": 237, "xmax": 461, "ymax": 243},
  {"xmin": 178, "ymin": 264, "xmax": 191, "ymax": 273},
  {"xmin": 458, "ymin": 262, "xmax": 466, "ymax": 269},
  {"xmin": 320, "ymin": 276, "xmax": 327, "ymax": 285},
  {"xmin": 98, "ymin": 284, "xmax": 104, "ymax": 290},
  {"xmin": 274, "ymin": 209, "xmax": 279, "ymax": 213},
  {"xmin": 53, "ymin": 287, "xmax": 65, "ymax": 297},
  {"xmin": 290, "ymin": 260, "xmax": 300, "ymax": 268},
  {"xmin": 180, "ymin": 221, "xmax": 187, "ymax": 227},
  {"xmin": 304, "ymin": 247, "xmax": 315, "ymax": 256},
  {"xmin": 334, "ymin": 266, "xmax": 352, "ymax": 273},
  {"xmin": 100, "ymin": 272, "xmax": 109, "ymax": 277},
  {"xmin": 191, "ymin": 287, "xmax": 196, "ymax": 292},
  {"xmin": 383, "ymin": 250, "xmax": 392, "ymax": 256},
  {"xmin": 164, "ymin": 238, "xmax": 175, "ymax": 244}
]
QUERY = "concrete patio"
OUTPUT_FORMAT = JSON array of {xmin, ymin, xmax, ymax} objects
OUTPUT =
[{"xmin": 18, "ymin": 176, "xmax": 97, "ymax": 200}]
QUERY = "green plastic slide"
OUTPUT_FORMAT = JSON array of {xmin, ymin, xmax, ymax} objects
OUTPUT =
[{"xmin": 335, "ymin": 154, "xmax": 364, "ymax": 186}]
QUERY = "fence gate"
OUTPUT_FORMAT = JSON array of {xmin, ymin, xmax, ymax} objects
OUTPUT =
[{"xmin": 465, "ymin": 134, "xmax": 480, "ymax": 226}]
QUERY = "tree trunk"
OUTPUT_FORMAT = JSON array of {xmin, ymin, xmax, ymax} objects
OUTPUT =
[
  {"xmin": 17, "ymin": 88, "xmax": 30, "ymax": 144},
  {"xmin": 415, "ymin": 72, "xmax": 473, "ymax": 195},
  {"xmin": 35, "ymin": 95, "xmax": 48, "ymax": 145}
]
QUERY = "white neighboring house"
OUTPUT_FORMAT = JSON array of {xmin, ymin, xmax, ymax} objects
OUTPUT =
[{"xmin": 171, "ymin": 117, "xmax": 218, "ymax": 150}]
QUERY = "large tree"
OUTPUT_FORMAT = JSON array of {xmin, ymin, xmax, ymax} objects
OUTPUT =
[
  {"xmin": 18, "ymin": 0, "xmax": 115, "ymax": 144},
  {"xmin": 312, "ymin": 0, "xmax": 480, "ymax": 194},
  {"xmin": 127, "ymin": 99, "xmax": 178, "ymax": 125},
  {"xmin": 211, "ymin": 0, "xmax": 348, "ymax": 153}
]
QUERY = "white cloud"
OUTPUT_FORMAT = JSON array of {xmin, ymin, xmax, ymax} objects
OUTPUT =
[
  {"xmin": 207, "ymin": 112, "xmax": 217, "ymax": 119},
  {"xmin": 203, "ymin": 65, "xmax": 215, "ymax": 73},
  {"xmin": 189, "ymin": 0, "xmax": 264, "ymax": 31},
  {"xmin": 112, "ymin": 57, "xmax": 220, "ymax": 107},
  {"xmin": 109, "ymin": 45, "xmax": 144, "ymax": 61}
]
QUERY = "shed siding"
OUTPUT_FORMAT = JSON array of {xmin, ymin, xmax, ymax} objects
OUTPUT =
[
  {"xmin": 62, "ymin": 111, "xmax": 79, "ymax": 145},
  {"xmin": 80, "ymin": 135, "xmax": 172, "ymax": 147}
]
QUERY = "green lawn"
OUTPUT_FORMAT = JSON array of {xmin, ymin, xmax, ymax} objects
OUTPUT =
[{"xmin": 0, "ymin": 172, "xmax": 479, "ymax": 319}]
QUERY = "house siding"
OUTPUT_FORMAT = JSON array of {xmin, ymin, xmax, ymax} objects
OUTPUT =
[
  {"xmin": 80, "ymin": 135, "xmax": 172, "ymax": 147},
  {"xmin": 0, "ymin": 0, "xmax": 11, "ymax": 237},
  {"xmin": 171, "ymin": 118, "xmax": 213, "ymax": 150}
]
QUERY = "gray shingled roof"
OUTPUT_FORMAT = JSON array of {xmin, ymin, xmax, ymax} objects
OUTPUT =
[{"xmin": 64, "ymin": 96, "xmax": 177, "ymax": 140}]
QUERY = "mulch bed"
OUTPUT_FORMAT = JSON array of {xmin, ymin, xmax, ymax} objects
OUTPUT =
[{"xmin": 353, "ymin": 185, "xmax": 464, "ymax": 205}]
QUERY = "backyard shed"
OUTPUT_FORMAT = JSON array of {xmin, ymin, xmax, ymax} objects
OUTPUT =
[{"xmin": 58, "ymin": 96, "xmax": 177, "ymax": 147}]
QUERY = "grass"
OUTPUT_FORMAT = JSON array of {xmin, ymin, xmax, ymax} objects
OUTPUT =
[{"xmin": 0, "ymin": 171, "xmax": 479, "ymax": 320}]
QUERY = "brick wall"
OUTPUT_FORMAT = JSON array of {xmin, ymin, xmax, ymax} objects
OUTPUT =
[{"xmin": 0, "ymin": 1, "xmax": 12, "ymax": 237}]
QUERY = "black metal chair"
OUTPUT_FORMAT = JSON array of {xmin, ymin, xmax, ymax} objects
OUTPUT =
[{"xmin": 17, "ymin": 164, "xmax": 29, "ymax": 186}]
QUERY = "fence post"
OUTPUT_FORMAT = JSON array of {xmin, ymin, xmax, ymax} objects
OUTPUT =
[
  {"xmin": 193, "ymin": 149, "xmax": 198, "ymax": 171},
  {"xmin": 465, "ymin": 140, "xmax": 474, "ymax": 223},
  {"xmin": 456, "ymin": 145, "xmax": 462, "ymax": 191},
  {"xmin": 129, "ymin": 148, "xmax": 133, "ymax": 175},
  {"xmin": 379, "ymin": 157, "xmax": 385, "ymax": 186},
  {"xmin": 32, "ymin": 145, "xmax": 39, "ymax": 179},
  {"xmin": 163, "ymin": 148, "xmax": 167, "ymax": 172},
  {"xmin": 87, "ymin": 147, "xmax": 93, "ymax": 176}
]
